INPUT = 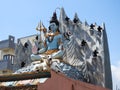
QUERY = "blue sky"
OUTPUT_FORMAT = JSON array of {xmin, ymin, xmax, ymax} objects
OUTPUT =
[{"xmin": 0, "ymin": 0, "xmax": 120, "ymax": 89}]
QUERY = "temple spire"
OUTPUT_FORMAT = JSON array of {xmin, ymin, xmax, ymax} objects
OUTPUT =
[
  {"xmin": 84, "ymin": 20, "xmax": 88, "ymax": 26},
  {"xmin": 73, "ymin": 13, "xmax": 82, "ymax": 24},
  {"xmin": 59, "ymin": 7, "xmax": 67, "ymax": 22},
  {"xmin": 102, "ymin": 22, "xmax": 105, "ymax": 30}
]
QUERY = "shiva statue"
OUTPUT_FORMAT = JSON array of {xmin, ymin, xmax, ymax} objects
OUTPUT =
[{"xmin": 31, "ymin": 12, "xmax": 63, "ymax": 69}]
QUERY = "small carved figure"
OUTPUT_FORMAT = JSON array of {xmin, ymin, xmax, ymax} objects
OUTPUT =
[
  {"xmin": 97, "ymin": 26, "xmax": 102, "ymax": 32},
  {"xmin": 65, "ymin": 16, "xmax": 70, "ymax": 22},
  {"xmin": 90, "ymin": 24, "xmax": 95, "ymax": 29},
  {"xmin": 73, "ymin": 18, "xmax": 78, "ymax": 23},
  {"xmin": 81, "ymin": 40, "xmax": 87, "ymax": 46},
  {"xmin": 93, "ymin": 50, "xmax": 99, "ymax": 57}
]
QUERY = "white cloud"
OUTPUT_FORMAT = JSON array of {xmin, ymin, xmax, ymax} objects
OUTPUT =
[{"xmin": 111, "ymin": 63, "xmax": 120, "ymax": 90}]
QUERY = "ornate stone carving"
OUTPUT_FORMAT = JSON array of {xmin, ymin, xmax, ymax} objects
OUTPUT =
[{"xmin": 5, "ymin": 8, "xmax": 112, "ymax": 89}]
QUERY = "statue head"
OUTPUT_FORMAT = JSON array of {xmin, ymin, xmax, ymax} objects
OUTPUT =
[{"xmin": 49, "ymin": 12, "xmax": 59, "ymax": 33}]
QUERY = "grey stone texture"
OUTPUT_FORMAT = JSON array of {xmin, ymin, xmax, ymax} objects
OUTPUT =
[
  {"xmin": 103, "ymin": 24, "xmax": 112, "ymax": 89},
  {"xmin": 59, "ymin": 8, "xmax": 112, "ymax": 89},
  {"xmin": 14, "ymin": 35, "xmax": 36, "ymax": 70}
]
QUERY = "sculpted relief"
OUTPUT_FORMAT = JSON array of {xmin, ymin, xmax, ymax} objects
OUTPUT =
[
  {"xmin": 29, "ymin": 9, "xmax": 104, "ymax": 86},
  {"xmin": 10, "ymin": 8, "xmax": 112, "ymax": 89}
]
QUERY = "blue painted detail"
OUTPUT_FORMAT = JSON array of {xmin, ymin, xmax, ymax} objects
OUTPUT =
[{"xmin": 47, "ymin": 34, "xmax": 62, "ymax": 50}]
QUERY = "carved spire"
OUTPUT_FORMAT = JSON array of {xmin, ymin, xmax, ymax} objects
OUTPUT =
[
  {"xmin": 94, "ymin": 22, "xmax": 97, "ymax": 26},
  {"xmin": 59, "ymin": 7, "xmax": 67, "ymax": 22},
  {"xmin": 102, "ymin": 22, "xmax": 105, "ymax": 30},
  {"xmin": 84, "ymin": 20, "xmax": 88, "ymax": 26},
  {"xmin": 73, "ymin": 13, "xmax": 81, "ymax": 24}
]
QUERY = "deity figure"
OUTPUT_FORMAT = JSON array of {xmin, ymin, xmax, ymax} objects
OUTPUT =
[{"xmin": 31, "ymin": 12, "xmax": 63, "ymax": 71}]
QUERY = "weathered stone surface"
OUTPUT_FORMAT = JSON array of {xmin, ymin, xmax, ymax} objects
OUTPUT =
[
  {"xmin": 59, "ymin": 8, "xmax": 112, "ymax": 89},
  {"xmin": 14, "ymin": 37, "xmax": 34, "ymax": 71}
]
